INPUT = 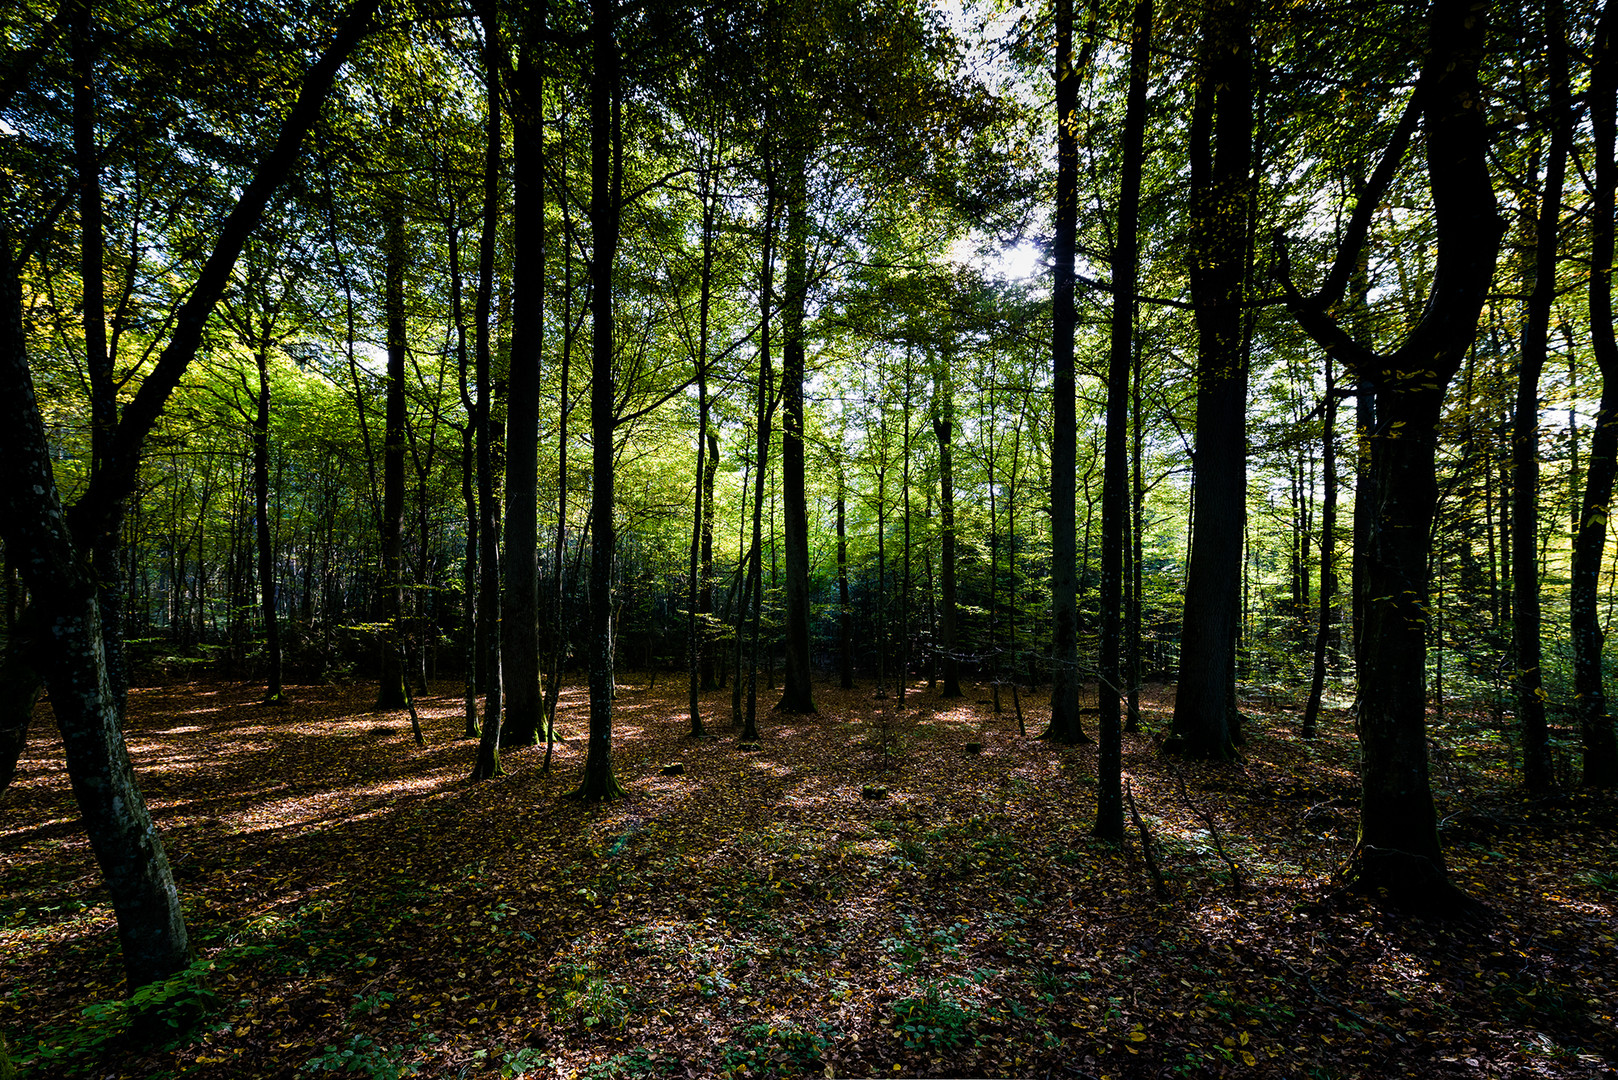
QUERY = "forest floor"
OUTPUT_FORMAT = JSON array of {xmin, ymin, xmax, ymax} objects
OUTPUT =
[{"xmin": 2, "ymin": 675, "xmax": 1615, "ymax": 1080}]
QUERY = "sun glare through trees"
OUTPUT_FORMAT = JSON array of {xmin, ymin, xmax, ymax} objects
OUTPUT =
[{"xmin": 1, "ymin": 0, "xmax": 1616, "ymax": 1077}]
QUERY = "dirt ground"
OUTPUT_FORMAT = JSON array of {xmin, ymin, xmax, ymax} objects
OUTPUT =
[{"xmin": 2, "ymin": 674, "xmax": 1614, "ymax": 1078}]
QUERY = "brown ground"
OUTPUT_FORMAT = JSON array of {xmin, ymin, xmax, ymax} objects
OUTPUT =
[{"xmin": 1, "ymin": 675, "xmax": 1614, "ymax": 1079}]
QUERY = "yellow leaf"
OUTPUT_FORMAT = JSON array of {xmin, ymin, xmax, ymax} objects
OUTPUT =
[
  {"xmin": 1129, "ymin": 1031, "xmax": 1147, "ymax": 1042},
  {"xmin": 1241, "ymin": 1051, "xmax": 1257, "ymax": 1066},
  {"xmin": 1240, "ymin": 1032, "xmax": 1249, "ymax": 1046}
]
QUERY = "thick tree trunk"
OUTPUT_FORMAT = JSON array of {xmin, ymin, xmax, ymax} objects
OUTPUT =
[
  {"xmin": 1097, "ymin": 0, "xmax": 1150, "ymax": 841},
  {"xmin": 777, "ymin": 148, "xmax": 816, "ymax": 714},
  {"xmin": 501, "ymin": 42, "xmax": 545, "ymax": 749},
  {"xmin": 576, "ymin": 0, "xmax": 624, "ymax": 800},
  {"xmin": 1574, "ymin": 0, "xmax": 1618, "ymax": 787},
  {"xmin": 1171, "ymin": 0, "xmax": 1250, "ymax": 760},
  {"xmin": 1281, "ymin": 0, "xmax": 1502, "ymax": 909},
  {"xmin": 1046, "ymin": 0, "xmax": 1084, "ymax": 743}
]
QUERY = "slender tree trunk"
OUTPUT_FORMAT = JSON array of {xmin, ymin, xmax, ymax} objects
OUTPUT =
[
  {"xmin": 376, "ymin": 118, "xmax": 408, "ymax": 711},
  {"xmin": 837, "ymin": 481, "xmax": 853, "ymax": 689},
  {"xmin": 253, "ymin": 347, "xmax": 284, "ymax": 704},
  {"xmin": 742, "ymin": 168, "xmax": 777, "ymax": 744},
  {"xmin": 472, "ymin": 5, "xmax": 505, "ymax": 779},
  {"xmin": 1302, "ymin": 360, "xmax": 1337, "ymax": 738},
  {"xmin": 575, "ymin": 0, "xmax": 625, "ymax": 799},
  {"xmin": 700, "ymin": 429, "xmax": 718, "ymax": 690},
  {"xmin": 687, "ymin": 156, "xmax": 716, "ymax": 737},
  {"xmin": 933, "ymin": 362, "xmax": 962, "ymax": 698},
  {"xmin": 1512, "ymin": 0, "xmax": 1569, "ymax": 791},
  {"xmin": 1573, "ymin": 0, "xmax": 1618, "ymax": 787},
  {"xmin": 501, "ymin": 40, "xmax": 545, "ymax": 749},
  {"xmin": 450, "ymin": 222, "xmax": 479, "ymax": 738},
  {"xmin": 1097, "ymin": 0, "xmax": 1150, "ymax": 840}
]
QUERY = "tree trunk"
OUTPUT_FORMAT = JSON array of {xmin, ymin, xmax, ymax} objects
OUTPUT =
[
  {"xmin": 472, "ymin": 4, "xmax": 505, "ymax": 779},
  {"xmin": 700, "ymin": 430, "xmax": 719, "ymax": 691},
  {"xmin": 376, "ymin": 131, "xmax": 408, "ymax": 711},
  {"xmin": 1047, "ymin": 0, "xmax": 1085, "ymax": 743},
  {"xmin": 933, "ymin": 362, "xmax": 961, "ymax": 698},
  {"xmin": 687, "ymin": 155, "xmax": 716, "ymax": 737},
  {"xmin": 777, "ymin": 146, "xmax": 815, "ymax": 714},
  {"xmin": 1280, "ymin": 0, "xmax": 1503, "ymax": 909},
  {"xmin": 837, "ymin": 482, "xmax": 853, "ymax": 689},
  {"xmin": 1302, "ymin": 361, "xmax": 1338, "ymax": 738},
  {"xmin": 1573, "ymin": 0, "xmax": 1618, "ymax": 787},
  {"xmin": 1171, "ymin": 0, "xmax": 1250, "ymax": 760},
  {"xmin": 253, "ymin": 347, "xmax": 285, "ymax": 704},
  {"xmin": 1097, "ymin": 0, "xmax": 1150, "ymax": 841},
  {"xmin": 575, "ymin": 0, "xmax": 624, "ymax": 800},
  {"xmin": 742, "ymin": 167, "xmax": 777, "ymax": 744},
  {"xmin": 501, "ymin": 40, "xmax": 545, "ymax": 749}
]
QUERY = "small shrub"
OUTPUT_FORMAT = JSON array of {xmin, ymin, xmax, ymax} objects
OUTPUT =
[
  {"xmin": 891, "ymin": 982, "xmax": 978, "ymax": 1055},
  {"xmin": 719, "ymin": 1022, "xmax": 837, "ymax": 1078},
  {"xmin": 303, "ymin": 1034, "xmax": 421, "ymax": 1077}
]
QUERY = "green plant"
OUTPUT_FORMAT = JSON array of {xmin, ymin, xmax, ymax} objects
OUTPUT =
[
  {"xmin": 11, "ymin": 955, "xmax": 223, "ymax": 1074},
  {"xmin": 350, "ymin": 990, "xmax": 394, "ymax": 1017},
  {"xmin": 719, "ymin": 1022, "xmax": 837, "ymax": 1078},
  {"xmin": 499, "ymin": 1047, "xmax": 549, "ymax": 1078},
  {"xmin": 891, "ymin": 982, "xmax": 979, "ymax": 1055},
  {"xmin": 303, "ymin": 1034, "xmax": 421, "ymax": 1077},
  {"xmin": 556, "ymin": 972, "xmax": 631, "ymax": 1029}
]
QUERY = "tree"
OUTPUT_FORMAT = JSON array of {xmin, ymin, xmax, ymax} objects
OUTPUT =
[
  {"xmin": 1096, "ymin": 0, "xmax": 1152, "ymax": 842},
  {"xmin": 1280, "ymin": 0, "xmax": 1504, "ymax": 909},
  {"xmin": 0, "ymin": 0, "xmax": 380, "ymax": 991},
  {"xmin": 1170, "ymin": 0, "xmax": 1252, "ymax": 761},
  {"xmin": 1572, "ymin": 0, "xmax": 1618, "ymax": 787}
]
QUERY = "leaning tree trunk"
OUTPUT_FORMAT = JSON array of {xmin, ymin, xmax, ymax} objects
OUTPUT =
[{"xmin": 1573, "ymin": 0, "xmax": 1618, "ymax": 787}]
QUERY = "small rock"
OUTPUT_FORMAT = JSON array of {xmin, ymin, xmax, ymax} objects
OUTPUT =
[
  {"xmin": 862, "ymin": 785, "xmax": 888, "ymax": 800},
  {"xmin": 964, "ymin": 742, "xmax": 983, "ymax": 755},
  {"xmin": 661, "ymin": 762, "xmax": 685, "ymax": 776}
]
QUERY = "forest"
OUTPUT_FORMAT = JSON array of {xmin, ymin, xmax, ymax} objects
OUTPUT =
[{"xmin": 2, "ymin": 0, "xmax": 1617, "ymax": 1076}]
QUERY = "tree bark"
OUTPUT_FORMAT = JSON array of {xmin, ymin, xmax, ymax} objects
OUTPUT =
[
  {"xmin": 1171, "ymin": 0, "xmax": 1250, "ymax": 760},
  {"xmin": 933, "ymin": 360, "xmax": 962, "ymax": 698},
  {"xmin": 1302, "ymin": 362, "xmax": 1337, "ymax": 738},
  {"xmin": 1573, "ymin": 0, "xmax": 1618, "ymax": 787},
  {"xmin": 501, "ymin": 40, "xmax": 545, "ymax": 749},
  {"xmin": 777, "ymin": 146, "xmax": 816, "ymax": 714},
  {"xmin": 471, "ymin": 3, "xmax": 505, "ymax": 779},
  {"xmin": 1280, "ymin": 0, "xmax": 1503, "ymax": 909},
  {"xmin": 376, "ymin": 131, "xmax": 408, "ymax": 712},
  {"xmin": 1097, "ymin": 0, "xmax": 1151, "ymax": 840},
  {"xmin": 253, "ymin": 346, "xmax": 285, "ymax": 704},
  {"xmin": 1046, "ymin": 0, "xmax": 1085, "ymax": 743},
  {"xmin": 575, "ymin": 0, "xmax": 625, "ymax": 800},
  {"xmin": 1509, "ymin": 0, "xmax": 1569, "ymax": 792}
]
